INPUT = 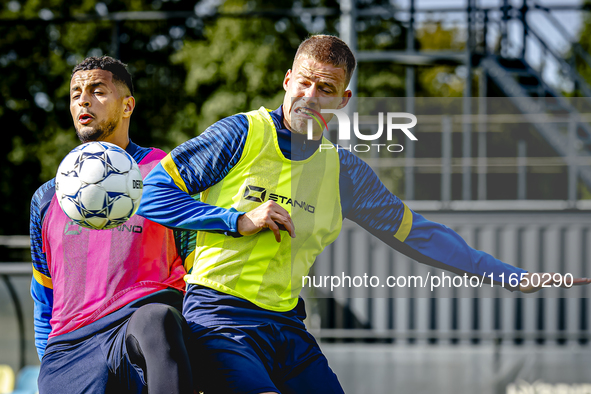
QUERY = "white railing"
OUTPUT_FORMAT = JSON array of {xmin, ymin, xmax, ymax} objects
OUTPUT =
[{"xmin": 310, "ymin": 211, "xmax": 591, "ymax": 345}]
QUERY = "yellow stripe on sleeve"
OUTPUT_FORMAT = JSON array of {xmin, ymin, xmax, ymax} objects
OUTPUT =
[
  {"xmin": 184, "ymin": 250, "xmax": 195, "ymax": 274},
  {"xmin": 393, "ymin": 203, "xmax": 413, "ymax": 242},
  {"xmin": 161, "ymin": 154, "xmax": 189, "ymax": 194},
  {"xmin": 32, "ymin": 266, "xmax": 53, "ymax": 289}
]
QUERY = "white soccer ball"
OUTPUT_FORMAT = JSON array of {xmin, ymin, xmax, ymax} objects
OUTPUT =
[{"xmin": 55, "ymin": 141, "xmax": 143, "ymax": 230}]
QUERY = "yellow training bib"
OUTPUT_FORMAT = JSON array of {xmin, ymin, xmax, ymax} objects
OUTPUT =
[{"xmin": 185, "ymin": 107, "xmax": 343, "ymax": 311}]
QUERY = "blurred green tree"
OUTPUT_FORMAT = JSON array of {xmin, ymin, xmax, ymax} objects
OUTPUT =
[
  {"xmin": 169, "ymin": 0, "xmax": 309, "ymax": 142},
  {"xmin": 575, "ymin": 1, "xmax": 591, "ymax": 89},
  {"xmin": 0, "ymin": 0, "xmax": 469, "ymax": 237},
  {"xmin": 1, "ymin": 0, "xmax": 519, "ymax": 237},
  {"xmin": 0, "ymin": 0, "xmax": 198, "ymax": 236}
]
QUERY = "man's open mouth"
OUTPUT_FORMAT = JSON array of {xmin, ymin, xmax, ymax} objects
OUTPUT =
[
  {"xmin": 78, "ymin": 114, "xmax": 94, "ymax": 125},
  {"xmin": 295, "ymin": 107, "xmax": 313, "ymax": 118}
]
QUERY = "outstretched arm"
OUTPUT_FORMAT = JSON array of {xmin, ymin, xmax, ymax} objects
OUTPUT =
[{"xmin": 339, "ymin": 150, "xmax": 589, "ymax": 292}]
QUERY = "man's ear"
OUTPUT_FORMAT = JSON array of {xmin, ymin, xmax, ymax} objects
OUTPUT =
[
  {"xmin": 283, "ymin": 69, "xmax": 292, "ymax": 92},
  {"xmin": 122, "ymin": 96, "xmax": 135, "ymax": 119},
  {"xmin": 337, "ymin": 90, "xmax": 352, "ymax": 109}
]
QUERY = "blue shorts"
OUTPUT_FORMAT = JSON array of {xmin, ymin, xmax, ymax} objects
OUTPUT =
[
  {"xmin": 38, "ymin": 290, "xmax": 182, "ymax": 394},
  {"xmin": 183, "ymin": 285, "xmax": 344, "ymax": 394}
]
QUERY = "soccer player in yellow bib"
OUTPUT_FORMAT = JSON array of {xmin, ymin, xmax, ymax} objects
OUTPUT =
[{"xmin": 137, "ymin": 35, "xmax": 590, "ymax": 394}]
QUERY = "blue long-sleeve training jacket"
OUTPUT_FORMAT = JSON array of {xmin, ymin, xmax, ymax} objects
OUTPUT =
[{"xmin": 137, "ymin": 106, "xmax": 526, "ymax": 292}]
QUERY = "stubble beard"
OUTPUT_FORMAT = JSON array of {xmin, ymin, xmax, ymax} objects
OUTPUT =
[
  {"xmin": 286, "ymin": 104, "xmax": 312, "ymax": 135},
  {"xmin": 286, "ymin": 100, "xmax": 325, "ymax": 138},
  {"xmin": 289, "ymin": 113, "xmax": 323, "ymax": 138},
  {"xmin": 76, "ymin": 118, "xmax": 119, "ymax": 143}
]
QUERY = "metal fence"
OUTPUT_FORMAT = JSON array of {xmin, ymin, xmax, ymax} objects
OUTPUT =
[
  {"xmin": 2, "ymin": 210, "xmax": 591, "ymax": 372},
  {"xmin": 309, "ymin": 209, "xmax": 591, "ymax": 346}
]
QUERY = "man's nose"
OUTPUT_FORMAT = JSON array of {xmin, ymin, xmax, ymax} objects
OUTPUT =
[
  {"xmin": 302, "ymin": 86, "xmax": 320, "ymax": 108},
  {"xmin": 304, "ymin": 84, "xmax": 318, "ymax": 98},
  {"xmin": 78, "ymin": 92, "xmax": 91, "ymax": 107}
]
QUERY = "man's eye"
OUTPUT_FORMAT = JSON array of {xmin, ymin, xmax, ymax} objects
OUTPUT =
[{"xmin": 72, "ymin": 95, "xmax": 80, "ymax": 100}]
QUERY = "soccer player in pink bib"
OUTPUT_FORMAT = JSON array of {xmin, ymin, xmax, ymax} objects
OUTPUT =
[{"xmin": 30, "ymin": 56, "xmax": 193, "ymax": 394}]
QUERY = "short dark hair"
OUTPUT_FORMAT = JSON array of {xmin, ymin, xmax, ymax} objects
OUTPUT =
[
  {"xmin": 294, "ymin": 35, "xmax": 357, "ymax": 87},
  {"xmin": 72, "ymin": 56, "xmax": 134, "ymax": 96}
]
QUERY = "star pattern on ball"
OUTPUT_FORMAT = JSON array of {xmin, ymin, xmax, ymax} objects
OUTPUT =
[{"xmin": 55, "ymin": 141, "xmax": 143, "ymax": 230}]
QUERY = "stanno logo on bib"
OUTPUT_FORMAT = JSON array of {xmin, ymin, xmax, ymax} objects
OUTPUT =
[
  {"xmin": 243, "ymin": 185, "xmax": 315, "ymax": 214},
  {"xmin": 64, "ymin": 221, "xmax": 143, "ymax": 235},
  {"xmin": 243, "ymin": 185, "xmax": 267, "ymax": 203}
]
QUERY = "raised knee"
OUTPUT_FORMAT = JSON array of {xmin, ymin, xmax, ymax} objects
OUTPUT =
[{"xmin": 127, "ymin": 304, "xmax": 187, "ymax": 349}]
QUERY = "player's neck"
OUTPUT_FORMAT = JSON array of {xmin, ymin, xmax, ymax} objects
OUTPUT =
[{"xmin": 102, "ymin": 134, "xmax": 130, "ymax": 150}]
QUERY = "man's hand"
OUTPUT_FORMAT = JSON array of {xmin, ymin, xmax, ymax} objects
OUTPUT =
[
  {"xmin": 237, "ymin": 201, "xmax": 295, "ymax": 242},
  {"xmin": 519, "ymin": 272, "xmax": 591, "ymax": 293}
]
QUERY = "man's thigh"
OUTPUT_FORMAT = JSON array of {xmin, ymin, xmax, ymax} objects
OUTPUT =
[
  {"xmin": 278, "ymin": 352, "xmax": 344, "ymax": 394},
  {"xmin": 39, "ymin": 337, "xmax": 114, "ymax": 394},
  {"xmin": 275, "ymin": 324, "xmax": 344, "ymax": 394},
  {"xmin": 39, "ymin": 322, "xmax": 145, "ymax": 394},
  {"xmin": 190, "ymin": 324, "xmax": 280, "ymax": 394},
  {"xmin": 189, "ymin": 322, "xmax": 344, "ymax": 394}
]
